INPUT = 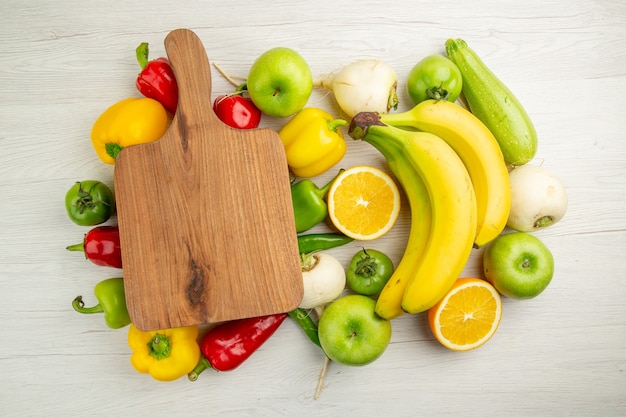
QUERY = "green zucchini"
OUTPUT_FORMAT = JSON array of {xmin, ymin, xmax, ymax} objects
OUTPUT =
[{"xmin": 445, "ymin": 38, "xmax": 537, "ymax": 166}]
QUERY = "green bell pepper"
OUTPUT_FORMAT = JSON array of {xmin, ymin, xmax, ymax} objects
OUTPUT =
[
  {"xmin": 72, "ymin": 277, "xmax": 131, "ymax": 329},
  {"xmin": 292, "ymin": 170, "xmax": 343, "ymax": 233}
]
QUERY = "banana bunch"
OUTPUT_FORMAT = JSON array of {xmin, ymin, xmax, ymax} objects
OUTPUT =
[
  {"xmin": 349, "ymin": 112, "xmax": 477, "ymax": 318},
  {"xmin": 382, "ymin": 100, "xmax": 511, "ymax": 248}
]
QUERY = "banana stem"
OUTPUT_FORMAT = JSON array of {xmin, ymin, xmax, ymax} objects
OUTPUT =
[{"xmin": 348, "ymin": 112, "xmax": 385, "ymax": 140}]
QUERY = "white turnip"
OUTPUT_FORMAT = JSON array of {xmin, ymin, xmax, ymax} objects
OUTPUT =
[
  {"xmin": 298, "ymin": 252, "xmax": 346, "ymax": 311},
  {"xmin": 507, "ymin": 164, "xmax": 568, "ymax": 232},
  {"xmin": 314, "ymin": 59, "xmax": 399, "ymax": 118}
]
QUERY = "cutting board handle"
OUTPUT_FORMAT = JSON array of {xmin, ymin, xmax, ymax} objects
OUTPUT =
[{"xmin": 164, "ymin": 29, "xmax": 219, "ymax": 124}]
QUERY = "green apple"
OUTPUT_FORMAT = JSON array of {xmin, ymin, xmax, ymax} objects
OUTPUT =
[
  {"xmin": 318, "ymin": 294, "xmax": 391, "ymax": 366},
  {"xmin": 246, "ymin": 47, "xmax": 312, "ymax": 118},
  {"xmin": 483, "ymin": 232, "xmax": 554, "ymax": 299}
]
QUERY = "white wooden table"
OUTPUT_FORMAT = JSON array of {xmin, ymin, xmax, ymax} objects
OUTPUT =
[{"xmin": 1, "ymin": 1, "xmax": 624, "ymax": 416}]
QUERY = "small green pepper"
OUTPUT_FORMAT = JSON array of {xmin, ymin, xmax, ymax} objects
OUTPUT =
[
  {"xmin": 72, "ymin": 277, "xmax": 131, "ymax": 329},
  {"xmin": 297, "ymin": 233, "xmax": 353, "ymax": 254},
  {"xmin": 287, "ymin": 308, "xmax": 321, "ymax": 348},
  {"xmin": 292, "ymin": 170, "xmax": 343, "ymax": 233}
]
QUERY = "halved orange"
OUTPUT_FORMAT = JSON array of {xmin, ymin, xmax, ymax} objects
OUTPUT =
[
  {"xmin": 428, "ymin": 277, "xmax": 502, "ymax": 351},
  {"xmin": 327, "ymin": 165, "xmax": 401, "ymax": 240}
]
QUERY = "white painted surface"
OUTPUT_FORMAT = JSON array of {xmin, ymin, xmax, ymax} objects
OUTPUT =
[{"xmin": 1, "ymin": 1, "xmax": 624, "ymax": 416}]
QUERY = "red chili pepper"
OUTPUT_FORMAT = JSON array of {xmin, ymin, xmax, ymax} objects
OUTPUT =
[
  {"xmin": 213, "ymin": 93, "xmax": 262, "ymax": 129},
  {"xmin": 66, "ymin": 225, "xmax": 122, "ymax": 269},
  {"xmin": 188, "ymin": 313, "xmax": 287, "ymax": 380},
  {"xmin": 135, "ymin": 42, "xmax": 179, "ymax": 114}
]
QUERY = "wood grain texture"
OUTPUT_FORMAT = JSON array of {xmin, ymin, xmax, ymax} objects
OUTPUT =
[
  {"xmin": 114, "ymin": 29, "xmax": 302, "ymax": 330},
  {"xmin": 1, "ymin": 1, "xmax": 625, "ymax": 416}
]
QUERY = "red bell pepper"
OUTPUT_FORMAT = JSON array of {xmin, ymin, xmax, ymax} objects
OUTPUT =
[
  {"xmin": 66, "ymin": 225, "xmax": 122, "ymax": 268},
  {"xmin": 135, "ymin": 42, "xmax": 178, "ymax": 114},
  {"xmin": 188, "ymin": 313, "xmax": 287, "ymax": 380}
]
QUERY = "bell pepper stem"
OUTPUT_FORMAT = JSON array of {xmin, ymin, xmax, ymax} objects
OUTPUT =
[
  {"xmin": 188, "ymin": 356, "xmax": 212, "ymax": 381},
  {"xmin": 326, "ymin": 118, "xmax": 347, "ymax": 132},
  {"xmin": 105, "ymin": 143, "xmax": 123, "ymax": 160},
  {"xmin": 66, "ymin": 242, "xmax": 85, "ymax": 252},
  {"xmin": 148, "ymin": 333, "xmax": 172, "ymax": 360},
  {"xmin": 136, "ymin": 42, "xmax": 150, "ymax": 70},
  {"xmin": 72, "ymin": 295, "xmax": 104, "ymax": 314},
  {"xmin": 317, "ymin": 169, "xmax": 345, "ymax": 200}
]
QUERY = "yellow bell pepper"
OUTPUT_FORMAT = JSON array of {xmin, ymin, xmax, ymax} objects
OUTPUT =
[
  {"xmin": 278, "ymin": 107, "xmax": 347, "ymax": 178},
  {"xmin": 128, "ymin": 324, "xmax": 200, "ymax": 382},
  {"xmin": 91, "ymin": 97, "xmax": 168, "ymax": 164}
]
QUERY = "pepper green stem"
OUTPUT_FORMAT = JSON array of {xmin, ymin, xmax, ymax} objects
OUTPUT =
[
  {"xmin": 148, "ymin": 333, "xmax": 172, "ymax": 360},
  {"xmin": 66, "ymin": 242, "xmax": 85, "ymax": 252},
  {"xmin": 105, "ymin": 143, "xmax": 123, "ymax": 160},
  {"xmin": 72, "ymin": 296, "xmax": 104, "ymax": 314},
  {"xmin": 326, "ymin": 118, "xmax": 347, "ymax": 132},
  {"xmin": 188, "ymin": 356, "xmax": 212, "ymax": 381},
  {"xmin": 317, "ymin": 168, "xmax": 345, "ymax": 199},
  {"xmin": 136, "ymin": 42, "xmax": 150, "ymax": 70}
]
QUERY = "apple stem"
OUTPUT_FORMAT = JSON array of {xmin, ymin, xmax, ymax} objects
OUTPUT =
[
  {"xmin": 212, "ymin": 62, "xmax": 246, "ymax": 87},
  {"xmin": 314, "ymin": 356, "xmax": 330, "ymax": 400}
]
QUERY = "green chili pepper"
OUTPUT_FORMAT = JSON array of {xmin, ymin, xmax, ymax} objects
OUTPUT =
[
  {"xmin": 72, "ymin": 277, "xmax": 131, "ymax": 329},
  {"xmin": 288, "ymin": 308, "xmax": 321, "ymax": 348},
  {"xmin": 297, "ymin": 233, "xmax": 353, "ymax": 254},
  {"xmin": 292, "ymin": 170, "xmax": 343, "ymax": 233}
]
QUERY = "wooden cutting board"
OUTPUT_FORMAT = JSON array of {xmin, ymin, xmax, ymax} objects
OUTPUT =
[{"xmin": 114, "ymin": 28, "xmax": 303, "ymax": 331}]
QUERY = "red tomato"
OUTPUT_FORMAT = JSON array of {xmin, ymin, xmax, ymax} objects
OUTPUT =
[{"xmin": 213, "ymin": 95, "xmax": 262, "ymax": 129}]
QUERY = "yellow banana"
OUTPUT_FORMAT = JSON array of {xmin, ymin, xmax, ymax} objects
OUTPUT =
[
  {"xmin": 382, "ymin": 99, "xmax": 511, "ymax": 248},
  {"xmin": 400, "ymin": 133, "xmax": 477, "ymax": 314},
  {"xmin": 349, "ymin": 113, "xmax": 477, "ymax": 316},
  {"xmin": 371, "ymin": 142, "xmax": 432, "ymax": 320}
]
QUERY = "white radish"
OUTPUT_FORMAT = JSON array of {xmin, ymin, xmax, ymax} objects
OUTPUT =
[
  {"xmin": 314, "ymin": 59, "xmax": 399, "ymax": 118},
  {"xmin": 507, "ymin": 164, "xmax": 568, "ymax": 232},
  {"xmin": 298, "ymin": 252, "xmax": 346, "ymax": 311},
  {"xmin": 297, "ymin": 251, "xmax": 346, "ymax": 401}
]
